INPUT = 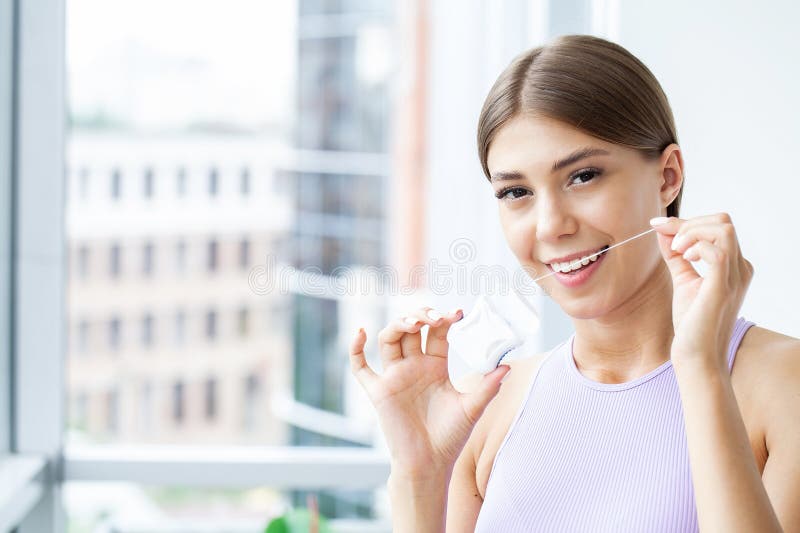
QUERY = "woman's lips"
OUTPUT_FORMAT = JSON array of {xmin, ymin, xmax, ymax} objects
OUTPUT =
[{"xmin": 546, "ymin": 247, "xmax": 608, "ymax": 288}]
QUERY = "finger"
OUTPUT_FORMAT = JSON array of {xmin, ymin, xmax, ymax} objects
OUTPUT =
[
  {"xmin": 349, "ymin": 328, "xmax": 378, "ymax": 390},
  {"xmin": 669, "ymin": 221, "xmax": 737, "ymax": 257},
  {"xmin": 426, "ymin": 308, "xmax": 463, "ymax": 358},
  {"xmin": 405, "ymin": 306, "xmax": 446, "ymax": 328},
  {"xmin": 377, "ymin": 316, "xmax": 424, "ymax": 368},
  {"xmin": 682, "ymin": 240, "xmax": 730, "ymax": 288},
  {"xmin": 400, "ymin": 307, "xmax": 444, "ymax": 358},
  {"xmin": 651, "ymin": 212, "xmax": 732, "ymax": 234},
  {"xmin": 459, "ymin": 365, "xmax": 510, "ymax": 425},
  {"xmin": 670, "ymin": 220, "xmax": 753, "ymax": 285},
  {"xmin": 654, "ymin": 229, "xmax": 701, "ymax": 284}
]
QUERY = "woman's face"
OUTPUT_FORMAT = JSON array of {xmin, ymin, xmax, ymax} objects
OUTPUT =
[{"xmin": 486, "ymin": 114, "xmax": 680, "ymax": 319}]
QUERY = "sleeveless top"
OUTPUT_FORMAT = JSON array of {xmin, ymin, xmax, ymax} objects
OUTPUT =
[{"xmin": 474, "ymin": 317, "xmax": 756, "ymax": 532}]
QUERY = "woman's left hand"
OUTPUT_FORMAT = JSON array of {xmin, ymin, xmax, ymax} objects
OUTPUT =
[{"xmin": 650, "ymin": 213, "xmax": 754, "ymax": 371}]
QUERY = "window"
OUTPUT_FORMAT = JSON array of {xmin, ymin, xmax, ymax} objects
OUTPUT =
[
  {"xmin": 78, "ymin": 166, "xmax": 89, "ymax": 199},
  {"xmin": 77, "ymin": 319, "xmax": 90, "ymax": 354},
  {"xmin": 60, "ymin": 0, "xmax": 401, "ymax": 527},
  {"xmin": 77, "ymin": 244, "xmax": 90, "ymax": 279},
  {"xmin": 109, "ymin": 242, "xmax": 122, "ymax": 278},
  {"xmin": 109, "ymin": 316, "xmax": 122, "ymax": 351},
  {"xmin": 111, "ymin": 167, "xmax": 122, "ymax": 200},
  {"xmin": 139, "ymin": 381, "xmax": 153, "ymax": 432},
  {"xmin": 206, "ymin": 239, "xmax": 218, "ymax": 273},
  {"xmin": 141, "ymin": 313, "xmax": 155, "ymax": 348},
  {"xmin": 243, "ymin": 373, "xmax": 261, "ymax": 431},
  {"xmin": 238, "ymin": 238, "xmax": 250, "ymax": 270},
  {"xmin": 237, "ymin": 307, "xmax": 249, "ymax": 338},
  {"xmin": 172, "ymin": 381, "xmax": 185, "ymax": 424},
  {"xmin": 240, "ymin": 166, "xmax": 250, "ymax": 196},
  {"xmin": 143, "ymin": 166, "xmax": 154, "ymax": 198},
  {"xmin": 174, "ymin": 309, "xmax": 186, "ymax": 346},
  {"xmin": 106, "ymin": 388, "xmax": 119, "ymax": 434},
  {"xmin": 74, "ymin": 392, "xmax": 89, "ymax": 430},
  {"xmin": 176, "ymin": 166, "xmax": 187, "ymax": 197},
  {"xmin": 208, "ymin": 166, "xmax": 218, "ymax": 196},
  {"xmin": 175, "ymin": 239, "xmax": 187, "ymax": 274},
  {"xmin": 204, "ymin": 378, "xmax": 217, "ymax": 421},
  {"xmin": 205, "ymin": 309, "xmax": 217, "ymax": 340},
  {"xmin": 142, "ymin": 241, "xmax": 155, "ymax": 277}
]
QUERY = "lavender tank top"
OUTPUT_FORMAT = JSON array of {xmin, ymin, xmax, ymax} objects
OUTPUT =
[{"xmin": 474, "ymin": 316, "xmax": 756, "ymax": 532}]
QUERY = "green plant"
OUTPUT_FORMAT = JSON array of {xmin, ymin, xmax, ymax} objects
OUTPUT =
[{"xmin": 265, "ymin": 508, "xmax": 331, "ymax": 533}]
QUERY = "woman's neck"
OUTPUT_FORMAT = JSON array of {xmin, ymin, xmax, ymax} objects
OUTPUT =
[{"xmin": 571, "ymin": 262, "xmax": 675, "ymax": 384}]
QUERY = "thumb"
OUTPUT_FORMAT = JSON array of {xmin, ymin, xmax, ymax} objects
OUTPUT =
[{"xmin": 460, "ymin": 365, "xmax": 510, "ymax": 425}]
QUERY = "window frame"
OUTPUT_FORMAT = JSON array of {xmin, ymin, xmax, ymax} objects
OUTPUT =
[{"xmin": 2, "ymin": 0, "xmax": 67, "ymax": 530}]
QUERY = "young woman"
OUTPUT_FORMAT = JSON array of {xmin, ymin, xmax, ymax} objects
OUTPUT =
[{"xmin": 349, "ymin": 34, "xmax": 799, "ymax": 532}]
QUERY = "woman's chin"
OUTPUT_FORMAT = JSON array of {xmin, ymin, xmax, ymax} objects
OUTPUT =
[{"xmin": 554, "ymin": 294, "xmax": 611, "ymax": 320}]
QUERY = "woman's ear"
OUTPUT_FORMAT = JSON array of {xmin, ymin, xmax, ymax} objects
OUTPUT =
[{"xmin": 659, "ymin": 143, "xmax": 684, "ymax": 207}]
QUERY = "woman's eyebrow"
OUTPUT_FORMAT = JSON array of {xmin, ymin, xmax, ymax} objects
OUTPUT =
[
  {"xmin": 490, "ymin": 171, "xmax": 524, "ymax": 182},
  {"xmin": 552, "ymin": 147, "xmax": 610, "ymax": 172},
  {"xmin": 491, "ymin": 147, "xmax": 610, "ymax": 182}
]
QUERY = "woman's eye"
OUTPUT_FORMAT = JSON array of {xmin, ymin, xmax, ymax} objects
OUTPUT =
[
  {"xmin": 494, "ymin": 187, "xmax": 530, "ymax": 201},
  {"xmin": 570, "ymin": 169, "xmax": 601, "ymax": 185}
]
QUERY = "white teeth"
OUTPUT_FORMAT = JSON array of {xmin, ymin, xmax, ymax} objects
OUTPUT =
[{"xmin": 549, "ymin": 247, "xmax": 606, "ymax": 273}]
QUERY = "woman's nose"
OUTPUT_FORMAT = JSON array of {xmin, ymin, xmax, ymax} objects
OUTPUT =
[{"xmin": 534, "ymin": 195, "xmax": 577, "ymax": 243}]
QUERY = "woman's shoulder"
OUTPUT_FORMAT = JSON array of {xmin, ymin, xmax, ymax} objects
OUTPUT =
[
  {"xmin": 733, "ymin": 323, "xmax": 800, "ymax": 466},
  {"xmin": 734, "ymin": 324, "xmax": 800, "ymax": 417},
  {"xmin": 734, "ymin": 324, "xmax": 800, "ymax": 389}
]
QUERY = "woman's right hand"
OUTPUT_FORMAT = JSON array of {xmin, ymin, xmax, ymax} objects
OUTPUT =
[{"xmin": 349, "ymin": 306, "xmax": 511, "ymax": 476}]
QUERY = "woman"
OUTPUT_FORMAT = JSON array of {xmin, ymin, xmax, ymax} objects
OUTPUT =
[{"xmin": 349, "ymin": 35, "xmax": 799, "ymax": 532}]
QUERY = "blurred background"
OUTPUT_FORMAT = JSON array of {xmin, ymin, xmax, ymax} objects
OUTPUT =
[{"xmin": 2, "ymin": 0, "xmax": 799, "ymax": 531}]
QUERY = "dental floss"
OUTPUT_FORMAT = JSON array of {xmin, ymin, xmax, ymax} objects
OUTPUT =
[{"xmin": 449, "ymin": 226, "xmax": 659, "ymax": 374}]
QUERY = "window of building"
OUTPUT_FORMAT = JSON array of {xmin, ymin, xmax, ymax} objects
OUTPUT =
[
  {"xmin": 176, "ymin": 166, "xmax": 187, "ymax": 197},
  {"xmin": 74, "ymin": 392, "xmax": 89, "ymax": 430},
  {"xmin": 142, "ymin": 241, "xmax": 155, "ymax": 277},
  {"xmin": 205, "ymin": 309, "xmax": 217, "ymax": 340},
  {"xmin": 109, "ymin": 316, "xmax": 122, "ymax": 351},
  {"xmin": 77, "ymin": 245, "xmax": 90, "ymax": 280},
  {"xmin": 77, "ymin": 319, "xmax": 90, "ymax": 354},
  {"xmin": 204, "ymin": 378, "xmax": 217, "ymax": 421},
  {"xmin": 238, "ymin": 238, "xmax": 249, "ymax": 270},
  {"xmin": 174, "ymin": 310, "xmax": 186, "ymax": 346},
  {"xmin": 243, "ymin": 373, "xmax": 260, "ymax": 431},
  {"xmin": 107, "ymin": 388, "xmax": 119, "ymax": 434},
  {"xmin": 143, "ymin": 166, "xmax": 154, "ymax": 198},
  {"xmin": 207, "ymin": 239, "xmax": 218, "ymax": 273},
  {"xmin": 139, "ymin": 381, "xmax": 153, "ymax": 432},
  {"xmin": 236, "ymin": 307, "xmax": 249, "ymax": 338},
  {"xmin": 109, "ymin": 242, "xmax": 122, "ymax": 279},
  {"xmin": 175, "ymin": 239, "xmax": 187, "ymax": 274},
  {"xmin": 141, "ymin": 313, "xmax": 154, "ymax": 348},
  {"xmin": 172, "ymin": 381, "xmax": 185, "ymax": 424},
  {"xmin": 240, "ymin": 167, "xmax": 250, "ymax": 196},
  {"xmin": 208, "ymin": 166, "xmax": 218, "ymax": 196},
  {"xmin": 78, "ymin": 166, "xmax": 90, "ymax": 200},
  {"xmin": 111, "ymin": 167, "xmax": 122, "ymax": 200}
]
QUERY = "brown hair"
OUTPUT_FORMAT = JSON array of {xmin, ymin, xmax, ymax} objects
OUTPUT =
[{"xmin": 477, "ymin": 34, "xmax": 682, "ymax": 217}]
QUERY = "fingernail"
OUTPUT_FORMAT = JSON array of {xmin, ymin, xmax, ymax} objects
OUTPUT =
[
  {"xmin": 671, "ymin": 235, "xmax": 683, "ymax": 251},
  {"xmin": 427, "ymin": 309, "xmax": 442, "ymax": 320},
  {"xmin": 649, "ymin": 216, "xmax": 669, "ymax": 226},
  {"xmin": 500, "ymin": 367, "xmax": 511, "ymax": 383},
  {"xmin": 449, "ymin": 308, "xmax": 463, "ymax": 317},
  {"xmin": 403, "ymin": 316, "xmax": 419, "ymax": 325}
]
